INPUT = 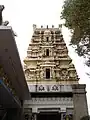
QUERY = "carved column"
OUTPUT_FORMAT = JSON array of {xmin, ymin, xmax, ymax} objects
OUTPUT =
[
  {"xmin": 61, "ymin": 108, "xmax": 66, "ymax": 120},
  {"xmin": 61, "ymin": 112, "xmax": 67, "ymax": 120},
  {"xmin": 61, "ymin": 112, "xmax": 64, "ymax": 120},
  {"xmin": 32, "ymin": 113, "xmax": 37, "ymax": 120}
]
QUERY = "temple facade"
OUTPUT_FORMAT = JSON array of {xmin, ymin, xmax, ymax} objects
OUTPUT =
[{"xmin": 24, "ymin": 25, "xmax": 88, "ymax": 120}]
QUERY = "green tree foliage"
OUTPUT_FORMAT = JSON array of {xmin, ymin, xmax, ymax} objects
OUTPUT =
[{"xmin": 61, "ymin": 0, "xmax": 90, "ymax": 67}]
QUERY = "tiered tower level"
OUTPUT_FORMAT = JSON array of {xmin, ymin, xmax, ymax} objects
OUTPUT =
[
  {"xmin": 24, "ymin": 25, "xmax": 78, "ymax": 89},
  {"xmin": 24, "ymin": 25, "xmax": 88, "ymax": 120}
]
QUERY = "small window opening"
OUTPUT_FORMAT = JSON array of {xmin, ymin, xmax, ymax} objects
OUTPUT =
[
  {"xmin": 46, "ymin": 68, "xmax": 50, "ymax": 79},
  {"xmin": 46, "ymin": 49, "xmax": 49, "ymax": 56},
  {"xmin": 46, "ymin": 37, "xmax": 49, "ymax": 42}
]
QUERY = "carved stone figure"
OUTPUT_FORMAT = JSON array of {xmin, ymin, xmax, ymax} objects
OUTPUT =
[
  {"xmin": 2, "ymin": 21, "xmax": 9, "ymax": 26},
  {"xmin": 38, "ymin": 85, "xmax": 45, "ymax": 91},
  {"xmin": 0, "ymin": 5, "xmax": 4, "ymax": 25},
  {"xmin": 52, "ymin": 85, "xmax": 59, "ymax": 91}
]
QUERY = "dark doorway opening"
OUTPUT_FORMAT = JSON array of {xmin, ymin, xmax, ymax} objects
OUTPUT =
[
  {"xmin": 46, "ymin": 37, "xmax": 49, "ymax": 42},
  {"xmin": 46, "ymin": 49, "xmax": 49, "ymax": 56},
  {"xmin": 37, "ymin": 112, "xmax": 61, "ymax": 120},
  {"xmin": 46, "ymin": 68, "xmax": 50, "ymax": 79}
]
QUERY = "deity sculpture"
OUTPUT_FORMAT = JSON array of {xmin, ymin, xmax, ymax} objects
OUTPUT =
[{"xmin": 0, "ymin": 5, "xmax": 4, "ymax": 25}]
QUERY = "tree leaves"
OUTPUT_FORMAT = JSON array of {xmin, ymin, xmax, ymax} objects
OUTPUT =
[{"xmin": 61, "ymin": 0, "xmax": 90, "ymax": 67}]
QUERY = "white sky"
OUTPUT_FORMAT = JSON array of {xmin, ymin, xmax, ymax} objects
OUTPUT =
[{"xmin": 1, "ymin": 0, "xmax": 90, "ymax": 114}]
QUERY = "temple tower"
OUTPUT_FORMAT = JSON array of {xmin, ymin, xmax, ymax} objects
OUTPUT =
[{"xmin": 24, "ymin": 25, "xmax": 88, "ymax": 120}]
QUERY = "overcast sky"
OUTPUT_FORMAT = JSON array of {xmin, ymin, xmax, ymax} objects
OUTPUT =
[{"xmin": 1, "ymin": 0, "xmax": 90, "ymax": 114}]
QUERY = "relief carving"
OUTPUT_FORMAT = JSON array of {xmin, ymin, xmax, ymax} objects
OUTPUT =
[
  {"xmin": 69, "ymin": 71, "xmax": 77, "ymax": 79},
  {"xmin": 51, "ymin": 85, "xmax": 59, "ymax": 91},
  {"xmin": 38, "ymin": 85, "xmax": 45, "ymax": 91},
  {"xmin": 60, "ymin": 69, "xmax": 69, "ymax": 80},
  {"xmin": 25, "ymin": 69, "xmax": 36, "ymax": 80},
  {"xmin": 25, "ymin": 69, "xmax": 30, "ymax": 78}
]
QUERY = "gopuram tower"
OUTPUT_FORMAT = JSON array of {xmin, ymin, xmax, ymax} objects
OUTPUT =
[{"xmin": 24, "ymin": 25, "xmax": 88, "ymax": 120}]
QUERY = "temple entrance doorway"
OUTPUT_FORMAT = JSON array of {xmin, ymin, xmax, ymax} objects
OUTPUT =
[{"xmin": 37, "ymin": 112, "xmax": 61, "ymax": 120}]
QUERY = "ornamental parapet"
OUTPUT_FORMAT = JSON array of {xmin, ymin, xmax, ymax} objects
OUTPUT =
[
  {"xmin": 27, "ymin": 97, "xmax": 73, "ymax": 106},
  {"xmin": 28, "ymin": 84, "xmax": 73, "ymax": 92}
]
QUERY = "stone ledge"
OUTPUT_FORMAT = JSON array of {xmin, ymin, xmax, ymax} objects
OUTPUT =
[{"xmin": 72, "ymin": 84, "xmax": 86, "ymax": 94}]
